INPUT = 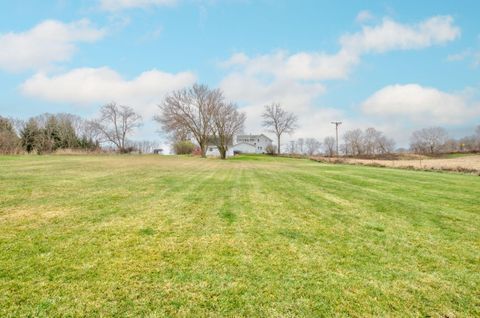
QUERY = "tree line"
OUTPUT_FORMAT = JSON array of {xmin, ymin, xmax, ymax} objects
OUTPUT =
[
  {"xmin": 0, "ymin": 105, "xmax": 157, "ymax": 155},
  {"xmin": 0, "ymin": 113, "xmax": 99, "ymax": 155},
  {"xmin": 409, "ymin": 126, "xmax": 480, "ymax": 154},
  {"xmin": 284, "ymin": 127, "xmax": 395, "ymax": 157},
  {"xmin": 2, "ymin": 82, "xmax": 479, "ymax": 157}
]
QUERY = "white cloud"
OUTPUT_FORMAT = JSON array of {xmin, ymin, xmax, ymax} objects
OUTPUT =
[
  {"xmin": 474, "ymin": 51, "xmax": 480, "ymax": 67},
  {"xmin": 361, "ymin": 84, "xmax": 480, "ymax": 124},
  {"xmin": 356, "ymin": 10, "xmax": 374, "ymax": 23},
  {"xmin": 220, "ymin": 71, "xmax": 319, "ymax": 127},
  {"xmin": 221, "ymin": 15, "xmax": 460, "ymax": 83},
  {"xmin": 447, "ymin": 50, "xmax": 471, "ymax": 62},
  {"xmin": 21, "ymin": 67, "xmax": 196, "ymax": 116},
  {"xmin": 100, "ymin": 0, "xmax": 177, "ymax": 11},
  {"xmin": 340, "ymin": 16, "xmax": 460, "ymax": 54},
  {"xmin": 447, "ymin": 49, "xmax": 480, "ymax": 68},
  {"xmin": 218, "ymin": 15, "xmax": 461, "ymax": 143},
  {"xmin": 0, "ymin": 19, "xmax": 105, "ymax": 72},
  {"xmin": 221, "ymin": 72, "xmax": 325, "ymax": 113},
  {"xmin": 222, "ymin": 50, "xmax": 358, "ymax": 82}
]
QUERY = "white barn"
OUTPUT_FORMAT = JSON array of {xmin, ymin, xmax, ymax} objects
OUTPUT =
[{"xmin": 206, "ymin": 134, "xmax": 273, "ymax": 157}]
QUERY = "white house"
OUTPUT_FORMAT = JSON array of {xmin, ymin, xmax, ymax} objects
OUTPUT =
[
  {"xmin": 206, "ymin": 134, "xmax": 273, "ymax": 157},
  {"xmin": 234, "ymin": 134, "xmax": 273, "ymax": 154}
]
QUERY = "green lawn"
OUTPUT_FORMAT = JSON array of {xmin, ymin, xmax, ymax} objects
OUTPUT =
[{"xmin": 0, "ymin": 155, "xmax": 479, "ymax": 317}]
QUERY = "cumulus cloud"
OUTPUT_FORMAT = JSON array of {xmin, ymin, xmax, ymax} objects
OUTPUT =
[
  {"xmin": 21, "ymin": 67, "xmax": 196, "ymax": 116},
  {"xmin": 221, "ymin": 15, "xmax": 460, "ymax": 83},
  {"xmin": 100, "ymin": 0, "xmax": 177, "ymax": 11},
  {"xmin": 341, "ymin": 16, "xmax": 459, "ymax": 54},
  {"xmin": 219, "ymin": 15, "xmax": 461, "ymax": 143},
  {"xmin": 361, "ymin": 84, "xmax": 480, "ymax": 124},
  {"xmin": 222, "ymin": 50, "xmax": 358, "ymax": 82},
  {"xmin": 0, "ymin": 19, "xmax": 105, "ymax": 72},
  {"xmin": 220, "ymin": 72, "xmax": 327, "ymax": 134}
]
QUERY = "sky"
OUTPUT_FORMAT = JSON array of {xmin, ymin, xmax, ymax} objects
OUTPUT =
[{"xmin": 1, "ymin": 0, "xmax": 479, "ymax": 148}]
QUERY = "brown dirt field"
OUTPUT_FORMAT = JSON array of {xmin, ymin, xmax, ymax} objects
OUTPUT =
[{"xmin": 312, "ymin": 155, "xmax": 480, "ymax": 173}]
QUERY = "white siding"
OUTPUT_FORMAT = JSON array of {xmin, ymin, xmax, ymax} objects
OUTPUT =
[
  {"xmin": 234, "ymin": 134, "xmax": 273, "ymax": 154},
  {"xmin": 205, "ymin": 134, "xmax": 273, "ymax": 157},
  {"xmin": 233, "ymin": 143, "xmax": 256, "ymax": 153},
  {"xmin": 206, "ymin": 146, "xmax": 221, "ymax": 157}
]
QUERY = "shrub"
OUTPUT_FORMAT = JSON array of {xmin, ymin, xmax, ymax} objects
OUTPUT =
[
  {"xmin": 173, "ymin": 140, "xmax": 195, "ymax": 155},
  {"xmin": 265, "ymin": 144, "xmax": 277, "ymax": 155}
]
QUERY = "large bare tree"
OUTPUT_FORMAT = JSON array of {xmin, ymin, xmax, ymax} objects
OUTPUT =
[
  {"xmin": 90, "ymin": 102, "xmax": 142, "ymax": 153},
  {"xmin": 262, "ymin": 103, "xmax": 298, "ymax": 154},
  {"xmin": 156, "ymin": 84, "xmax": 221, "ymax": 158},
  {"xmin": 212, "ymin": 102, "xmax": 246, "ymax": 159}
]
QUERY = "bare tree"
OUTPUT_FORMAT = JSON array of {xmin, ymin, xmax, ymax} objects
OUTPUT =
[
  {"xmin": 410, "ymin": 127, "xmax": 448, "ymax": 154},
  {"xmin": 376, "ymin": 135, "xmax": 396, "ymax": 154},
  {"xmin": 475, "ymin": 125, "xmax": 480, "ymax": 151},
  {"xmin": 296, "ymin": 138, "xmax": 305, "ymax": 154},
  {"xmin": 90, "ymin": 102, "xmax": 142, "ymax": 153},
  {"xmin": 156, "ymin": 84, "xmax": 220, "ymax": 158},
  {"xmin": 287, "ymin": 140, "xmax": 296, "ymax": 154},
  {"xmin": 323, "ymin": 136, "xmax": 336, "ymax": 157},
  {"xmin": 262, "ymin": 103, "xmax": 298, "ymax": 154},
  {"xmin": 361, "ymin": 127, "xmax": 396, "ymax": 155},
  {"xmin": 212, "ymin": 102, "xmax": 246, "ymax": 159},
  {"xmin": 363, "ymin": 128, "xmax": 381, "ymax": 155},
  {"xmin": 305, "ymin": 138, "xmax": 321, "ymax": 156},
  {"xmin": 343, "ymin": 129, "xmax": 364, "ymax": 156},
  {"xmin": 458, "ymin": 136, "xmax": 476, "ymax": 152}
]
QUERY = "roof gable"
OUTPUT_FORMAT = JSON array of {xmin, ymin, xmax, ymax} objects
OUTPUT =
[{"xmin": 236, "ymin": 134, "xmax": 273, "ymax": 142}]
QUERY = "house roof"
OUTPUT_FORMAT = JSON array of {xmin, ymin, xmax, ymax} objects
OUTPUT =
[{"xmin": 236, "ymin": 134, "xmax": 273, "ymax": 141}]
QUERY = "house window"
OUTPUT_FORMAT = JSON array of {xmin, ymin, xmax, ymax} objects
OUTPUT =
[{"xmin": 209, "ymin": 147, "xmax": 213, "ymax": 151}]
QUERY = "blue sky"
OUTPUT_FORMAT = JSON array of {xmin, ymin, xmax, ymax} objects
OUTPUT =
[{"xmin": 1, "ymin": 0, "xmax": 479, "ymax": 146}]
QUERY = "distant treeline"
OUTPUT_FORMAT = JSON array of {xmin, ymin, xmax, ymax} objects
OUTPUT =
[
  {"xmin": 0, "ymin": 111, "xmax": 161, "ymax": 155},
  {"xmin": 0, "ymin": 113, "xmax": 99, "ymax": 154},
  {"xmin": 285, "ymin": 125, "xmax": 480, "ymax": 157},
  {"xmin": 409, "ymin": 126, "xmax": 480, "ymax": 155}
]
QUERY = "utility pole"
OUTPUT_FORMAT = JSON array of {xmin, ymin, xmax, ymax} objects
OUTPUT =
[{"xmin": 331, "ymin": 121, "xmax": 342, "ymax": 157}]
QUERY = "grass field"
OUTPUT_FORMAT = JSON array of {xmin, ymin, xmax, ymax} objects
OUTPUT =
[{"xmin": 1, "ymin": 155, "xmax": 479, "ymax": 317}]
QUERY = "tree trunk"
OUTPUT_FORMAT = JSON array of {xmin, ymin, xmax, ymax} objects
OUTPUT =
[
  {"xmin": 220, "ymin": 148, "xmax": 227, "ymax": 160},
  {"xmin": 277, "ymin": 135, "xmax": 281, "ymax": 155},
  {"xmin": 200, "ymin": 144, "xmax": 207, "ymax": 158}
]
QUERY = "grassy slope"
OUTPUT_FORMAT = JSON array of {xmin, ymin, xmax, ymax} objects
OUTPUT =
[{"xmin": 0, "ymin": 155, "xmax": 479, "ymax": 317}]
